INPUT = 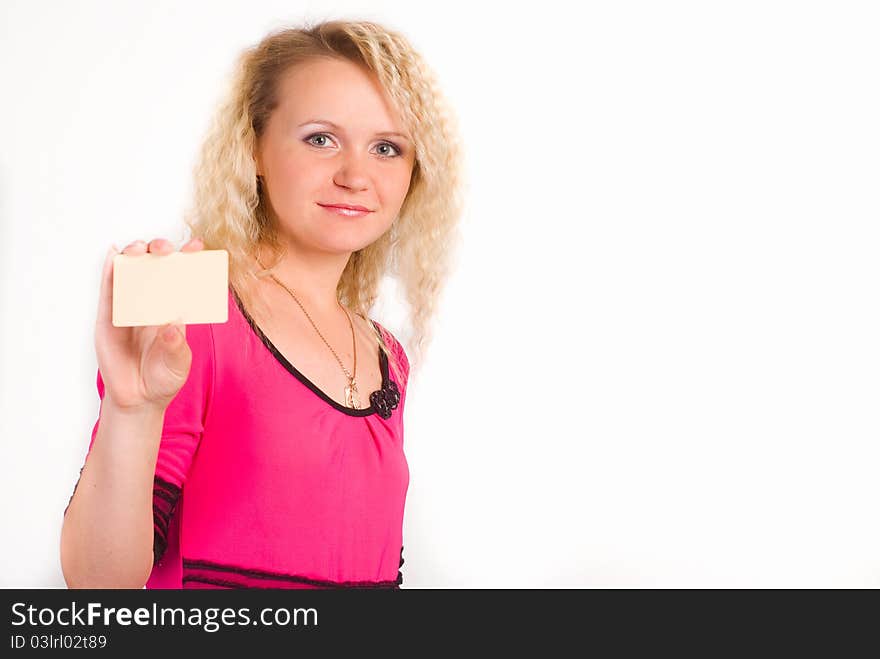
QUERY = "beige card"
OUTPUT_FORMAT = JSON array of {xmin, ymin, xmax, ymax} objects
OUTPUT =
[{"xmin": 112, "ymin": 249, "xmax": 229, "ymax": 327}]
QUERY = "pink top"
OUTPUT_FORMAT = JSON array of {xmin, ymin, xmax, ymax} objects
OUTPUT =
[{"xmin": 66, "ymin": 285, "xmax": 410, "ymax": 589}]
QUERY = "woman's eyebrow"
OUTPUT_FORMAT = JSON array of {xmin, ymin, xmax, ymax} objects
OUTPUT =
[{"xmin": 298, "ymin": 118, "xmax": 411, "ymax": 141}]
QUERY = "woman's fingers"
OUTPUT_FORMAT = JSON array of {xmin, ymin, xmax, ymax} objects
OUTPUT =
[
  {"xmin": 97, "ymin": 237, "xmax": 204, "ymax": 328},
  {"xmin": 147, "ymin": 238, "xmax": 175, "ymax": 255},
  {"xmin": 121, "ymin": 237, "xmax": 202, "ymax": 255},
  {"xmin": 180, "ymin": 237, "xmax": 204, "ymax": 252},
  {"xmin": 121, "ymin": 240, "xmax": 147, "ymax": 256}
]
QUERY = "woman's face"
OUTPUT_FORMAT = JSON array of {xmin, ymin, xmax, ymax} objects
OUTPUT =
[{"xmin": 255, "ymin": 57, "xmax": 416, "ymax": 255}]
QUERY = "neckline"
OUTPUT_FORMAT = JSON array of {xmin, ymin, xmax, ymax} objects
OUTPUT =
[{"xmin": 230, "ymin": 285, "xmax": 389, "ymax": 417}]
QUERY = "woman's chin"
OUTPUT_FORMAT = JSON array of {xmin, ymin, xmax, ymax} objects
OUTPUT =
[
  {"xmin": 315, "ymin": 227, "xmax": 388, "ymax": 254},
  {"xmin": 311, "ymin": 236, "xmax": 379, "ymax": 255}
]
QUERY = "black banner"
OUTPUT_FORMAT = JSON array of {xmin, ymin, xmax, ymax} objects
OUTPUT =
[{"xmin": 1, "ymin": 588, "xmax": 874, "ymax": 651}]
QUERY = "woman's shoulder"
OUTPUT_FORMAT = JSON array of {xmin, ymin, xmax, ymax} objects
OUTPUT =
[
  {"xmin": 368, "ymin": 319, "xmax": 410, "ymax": 387},
  {"xmin": 369, "ymin": 318, "xmax": 404, "ymax": 354}
]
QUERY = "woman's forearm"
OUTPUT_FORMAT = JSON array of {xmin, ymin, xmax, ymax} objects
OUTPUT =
[{"xmin": 60, "ymin": 401, "xmax": 166, "ymax": 589}]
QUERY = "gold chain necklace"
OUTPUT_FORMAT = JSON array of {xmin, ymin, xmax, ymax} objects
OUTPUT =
[{"xmin": 258, "ymin": 259, "xmax": 361, "ymax": 409}]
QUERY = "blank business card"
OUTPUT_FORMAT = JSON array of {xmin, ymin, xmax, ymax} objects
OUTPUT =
[{"xmin": 112, "ymin": 249, "xmax": 229, "ymax": 327}]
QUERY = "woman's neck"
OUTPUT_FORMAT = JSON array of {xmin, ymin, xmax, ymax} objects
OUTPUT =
[{"xmin": 254, "ymin": 242, "xmax": 353, "ymax": 318}]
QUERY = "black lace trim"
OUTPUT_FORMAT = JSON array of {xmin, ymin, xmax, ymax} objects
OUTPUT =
[
  {"xmin": 182, "ymin": 557, "xmax": 402, "ymax": 589},
  {"xmin": 370, "ymin": 379, "xmax": 401, "ymax": 420},
  {"xmin": 231, "ymin": 285, "xmax": 401, "ymax": 419},
  {"xmin": 397, "ymin": 544, "xmax": 405, "ymax": 586},
  {"xmin": 152, "ymin": 476, "xmax": 182, "ymax": 567},
  {"xmin": 179, "ymin": 576, "xmax": 242, "ymax": 589}
]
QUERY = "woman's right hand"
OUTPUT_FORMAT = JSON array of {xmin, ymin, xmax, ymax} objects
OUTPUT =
[{"xmin": 94, "ymin": 237, "xmax": 206, "ymax": 412}]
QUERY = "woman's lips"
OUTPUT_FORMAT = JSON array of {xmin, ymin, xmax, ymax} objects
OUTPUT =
[{"xmin": 317, "ymin": 203, "xmax": 372, "ymax": 217}]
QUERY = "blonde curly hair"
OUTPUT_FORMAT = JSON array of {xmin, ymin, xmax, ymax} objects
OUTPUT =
[{"xmin": 180, "ymin": 18, "xmax": 465, "ymax": 384}]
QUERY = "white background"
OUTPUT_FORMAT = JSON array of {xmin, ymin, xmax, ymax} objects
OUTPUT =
[{"xmin": 1, "ymin": 0, "xmax": 878, "ymax": 588}]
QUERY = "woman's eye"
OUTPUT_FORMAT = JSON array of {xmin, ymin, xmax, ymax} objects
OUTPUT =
[
  {"xmin": 306, "ymin": 133, "xmax": 333, "ymax": 147},
  {"xmin": 376, "ymin": 142, "xmax": 402, "ymax": 158},
  {"xmin": 305, "ymin": 133, "xmax": 401, "ymax": 158}
]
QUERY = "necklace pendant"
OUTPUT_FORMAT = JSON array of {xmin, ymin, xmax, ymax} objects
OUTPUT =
[{"xmin": 344, "ymin": 382, "xmax": 360, "ymax": 409}]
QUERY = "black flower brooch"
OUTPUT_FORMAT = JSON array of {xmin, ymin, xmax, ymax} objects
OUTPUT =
[{"xmin": 370, "ymin": 379, "xmax": 401, "ymax": 419}]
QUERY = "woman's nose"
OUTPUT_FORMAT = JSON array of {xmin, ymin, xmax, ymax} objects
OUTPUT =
[{"xmin": 333, "ymin": 152, "xmax": 371, "ymax": 190}]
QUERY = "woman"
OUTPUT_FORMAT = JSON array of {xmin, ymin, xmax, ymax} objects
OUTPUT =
[{"xmin": 60, "ymin": 19, "xmax": 464, "ymax": 589}]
